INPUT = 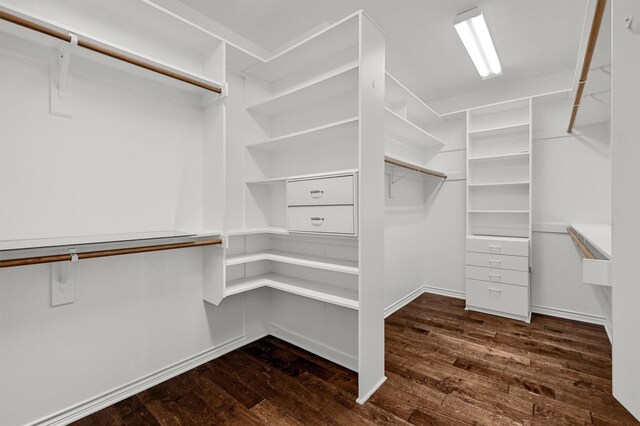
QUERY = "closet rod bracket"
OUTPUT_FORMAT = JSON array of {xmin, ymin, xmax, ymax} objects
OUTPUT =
[
  {"xmin": 388, "ymin": 166, "xmax": 409, "ymax": 198},
  {"xmin": 59, "ymin": 33, "xmax": 78, "ymax": 99}
]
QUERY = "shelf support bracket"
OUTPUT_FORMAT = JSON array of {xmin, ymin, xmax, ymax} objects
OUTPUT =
[
  {"xmin": 50, "ymin": 33, "xmax": 78, "ymax": 118},
  {"xmin": 51, "ymin": 248, "xmax": 77, "ymax": 306},
  {"xmin": 388, "ymin": 166, "xmax": 409, "ymax": 198}
]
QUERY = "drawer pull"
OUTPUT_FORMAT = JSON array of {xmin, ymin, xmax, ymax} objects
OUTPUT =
[
  {"xmin": 488, "ymin": 287, "xmax": 502, "ymax": 294},
  {"xmin": 310, "ymin": 217, "xmax": 325, "ymax": 226},
  {"xmin": 488, "ymin": 259, "xmax": 502, "ymax": 266},
  {"xmin": 489, "ymin": 245, "xmax": 502, "ymax": 253},
  {"xmin": 310, "ymin": 190, "xmax": 324, "ymax": 199},
  {"xmin": 488, "ymin": 273, "xmax": 502, "ymax": 282}
]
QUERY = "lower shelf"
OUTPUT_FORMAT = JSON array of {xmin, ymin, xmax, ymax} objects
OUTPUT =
[{"xmin": 225, "ymin": 273, "xmax": 359, "ymax": 310}]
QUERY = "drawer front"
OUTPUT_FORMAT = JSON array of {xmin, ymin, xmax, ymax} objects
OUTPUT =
[
  {"xmin": 466, "ymin": 279, "xmax": 529, "ymax": 317},
  {"xmin": 466, "ymin": 238, "xmax": 529, "ymax": 256},
  {"xmin": 466, "ymin": 265, "xmax": 529, "ymax": 287},
  {"xmin": 287, "ymin": 175, "xmax": 354, "ymax": 206},
  {"xmin": 288, "ymin": 205, "xmax": 355, "ymax": 235},
  {"xmin": 466, "ymin": 252, "xmax": 529, "ymax": 272}
]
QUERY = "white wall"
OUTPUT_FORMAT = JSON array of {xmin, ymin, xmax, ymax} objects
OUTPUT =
[{"xmin": 0, "ymin": 13, "xmax": 268, "ymax": 426}]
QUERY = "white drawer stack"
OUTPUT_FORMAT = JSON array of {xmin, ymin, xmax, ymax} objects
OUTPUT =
[
  {"xmin": 465, "ymin": 236, "xmax": 530, "ymax": 322},
  {"xmin": 286, "ymin": 172, "xmax": 358, "ymax": 236}
]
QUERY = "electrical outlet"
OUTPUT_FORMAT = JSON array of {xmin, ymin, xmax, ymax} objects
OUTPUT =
[{"xmin": 51, "ymin": 262, "xmax": 75, "ymax": 306}]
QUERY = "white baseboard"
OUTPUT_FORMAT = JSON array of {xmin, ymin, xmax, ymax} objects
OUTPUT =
[
  {"xmin": 356, "ymin": 376, "xmax": 387, "ymax": 405},
  {"xmin": 31, "ymin": 334, "xmax": 265, "ymax": 426},
  {"xmin": 268, "ymin": 324, "xmax": 358, "ymax": 372},
  {"xmin": 604, "ymin": 318, "xmax": 613, "ymax": 343},
  {"xmin": 422, "ymin": 285, "xmax": 466, "ymax": 300},
  {"xmin": 531, "ymin": 305, "xmax": 610, "ymax": 328},
  {"xmin": 385, "ymin": 286, "xmax": 425, "ymax": 318}
]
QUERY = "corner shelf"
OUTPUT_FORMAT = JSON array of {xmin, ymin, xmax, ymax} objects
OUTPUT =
[
  {"xmin": 226, "ymin": 250, "xmax": 359, "ymax": 275},
  {"xmin": 385, "ymin": 108, "xmax": 444, "ymax": 149},
  {"xmin": 246, "ymin": 117, "xmax": 359, "ymax": 151},
  {"xmin": 246, "ymin": 169, "xmax": 358, "ymax": 185},
  {"xmin": 468, "ymin": 152, "xmax": 530, "ymax": 162},
  {"xmin": 246, "ymin": 63, "xmax": 359, "ymax": 116},
  {"xmin": 226, "ymin": 273, "xmax": 359, "ymax": 310}
]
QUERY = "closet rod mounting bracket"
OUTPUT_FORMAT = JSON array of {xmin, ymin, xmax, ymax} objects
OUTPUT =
[{"xmin": 59, "ymin": 33, "xmax": 78, "ymax": 99}]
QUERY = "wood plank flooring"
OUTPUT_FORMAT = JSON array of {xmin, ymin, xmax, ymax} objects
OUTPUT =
[{"xmin": 73, "ymin": 293, "xmax": 638, "ymax": 425}]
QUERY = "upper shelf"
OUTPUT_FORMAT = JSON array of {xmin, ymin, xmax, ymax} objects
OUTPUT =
[
  {"xmin": 570, "ymin": 223, "xmax": 611, "ymax": 259},
  {"xmin": 246, "ymin": 63, "xmax": 358, "ymax": 116},
  {"xmin": 385, "ymin": 72, "xmax": 442, "ymax": 128},
  {"xmin": 246, "ymin": 117, "xmax": 359, "ymax": 151},
  {"xmin": 241, "ymin": 14, "xmax": 359, "ymax": 83},
  {"xmin": 0, "ymin": 5, "xmax": 224, "ymax": 94},
  {"xmin": 385, "ymin": 108, "xmax": 444, "ymax": 150},
  {"xmin": 246, "ymin": 169, "xmax": 358, "ymax": 185},
  {"xmin": 468, "ymin": 122, "xmax": 530, "ymax": 137}
]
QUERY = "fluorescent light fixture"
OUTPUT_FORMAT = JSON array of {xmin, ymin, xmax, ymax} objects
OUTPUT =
[{"xmin": 454, "ymin": 8, "xmax": 502, "ymax": 79}]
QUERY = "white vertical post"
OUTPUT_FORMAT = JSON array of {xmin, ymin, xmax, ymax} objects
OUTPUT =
[
  {"xmin": 357, "ymin": 12, "xmax": 387, "ymax": 404},
  {"xmin": 612, "ymin": 0, "xmax": 640, "ymax": 420}
]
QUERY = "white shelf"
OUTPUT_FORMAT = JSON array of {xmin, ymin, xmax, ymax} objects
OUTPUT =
[
  {"xmin": 246, "ymin": 63, "xmax": 358, "ymax": 116},
  {"xmin": 246, "ymin": 169, "xmax": 358, "ymax": 185},
  {"xmin": 225, "ymin": 227, "xmax": 289, "ymax": 236},
  {"xmin": 468, "ymin": 181, "xmax": 530, "ymax": 187},
  {"xmin": 468, "ymin": 122, "xmax": 530, "ymax": 136},
  {"xmin": 385, "ymin": 108, "xmax": 444, "ymax": 149},
  {"xmin": 0, "ymin": 230, "xmax": 221, "ymax": 260},
  {"xmin": 225, "ymin": 273, "xmax": 359, "ymax": 310},
  {"xmin": 0, "ymin": 6, "xmax": 224, "ymax": 95},
  {"xmin": 468, "ymin": 152, "xmax": 530, "ymax": 161},
  {"xmin": 246, "ymin": 117, "xmax": 359, "ymax": 151},
  {"xmin": 225, "ymin": 250, "xmax": 359, "ymax": 275},
  {"xmin": 468, "ymin": 210, "xmax": 530, "ymax": 214},
  {"xmin": 385, "ymin": 72, "xmax": 441, "ymax": 126},
  {"xmin": 570, "ymin": 223, "xmax": 612, "ymax": 259}
]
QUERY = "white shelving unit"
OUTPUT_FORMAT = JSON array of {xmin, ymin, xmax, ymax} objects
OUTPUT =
[
  {"xmin": 465, "ymin": 98, "xmax": 532, "ymax": 322},
  {"xmin": 221, "ymin": 12, "xmax": 386, "ymax": 403}
]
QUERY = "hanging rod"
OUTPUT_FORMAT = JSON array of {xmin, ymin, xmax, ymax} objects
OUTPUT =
[
  {"xmin": 567, "ymin": 0, "xmax": 606, "ymax": 133},
  {"xmin": 0, "ymin": 10, "xmax": 223, "ymax": 94},
  {"xmin": 0, "ymin": 239, "xmax": 222, "ymax": 268},
  {"xmin": 567, "ymin": 227, "xmax": 596, "ymax": 259},
  {"xmin": 385, "ymin": 156, "xmax": 447, "ymax": 179}
]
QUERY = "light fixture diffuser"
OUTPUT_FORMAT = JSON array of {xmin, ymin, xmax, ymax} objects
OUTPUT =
[{"xmin": 454, "ymin": 8, "xmax": 502, "ymax": 79}]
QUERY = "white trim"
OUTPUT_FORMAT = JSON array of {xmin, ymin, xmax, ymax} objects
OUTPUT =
[
  {"xmin": 604, "ymin": 318, "xmax": 613, "ymax": 344},
  {"xmin": 532, "ymin": 223, "xmax": 569, "ymax": 233},
  {"xmin": 268, "ymin": 324, "xmax": 358, "ymax": 372},
  {"xmin": 385, "ymin": 286, "xmax": 425, "ymax": 318},
  {"xmin": 422, "ymin": 285, "xmax": 466, "ymax": 300},
  {"xmin": 531, "ymin": 305, "xmax": 610, "ymax": 327},
  {"xmin": 29, "ymin": 334, "xmax": 264, "ymax": 426},
  {"xmin": 356, "ymin": 376, "xmax": 387, "ymax": 405}
]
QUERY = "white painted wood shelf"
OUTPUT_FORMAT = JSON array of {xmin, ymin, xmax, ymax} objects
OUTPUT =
[
  {"xmin": 246, "ymin": 63, "xmax": 358, "ymax": 116},
  {"xmin": 384, "ymin": 108, "xmax": 444, "ymax": 149},
  {"xmin": 570, "ymin": 223, "xmax": 612, "ymax": 259},
  {"xmin": 225, "ymin": 227, "xmax": 289, "ymax": 236},
  {"xmin": 246, "ymin": 169, "xmax": 358, "ymax": 185},
  {"xmin": 385, "ymin": 71, "xmax": 442, "ymax": 127},
  {"xmin": 0, "ymin": 230, "xmax": 221, "ymax": 260},
  {"xmin": 468, "ymin": 152, "xmax": 530, "ymax": 162},
  {"xmin": 468, "ymin": 181, "xmax": 530, "ymax": 187},
  {"xmin": 225, "ymin": 250, "xmax": 359, "ymax": 275},
  {"xmin": 468, "ymin": 122, "xmax": 530, "ymax": 136},
  {"xmin": 246, "ymin": 117, "xmax": 359, "ymax": 151},
  {"xmin": 225, "ymin": 273, "xmax": 359, "ymax": 310}
]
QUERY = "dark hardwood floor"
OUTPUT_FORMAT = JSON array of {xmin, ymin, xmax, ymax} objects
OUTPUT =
[{"xmin": 74, "ymin": 293, "xmax": 638, "ymax": 425}]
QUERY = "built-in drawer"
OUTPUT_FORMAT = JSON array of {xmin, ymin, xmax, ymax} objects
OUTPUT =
[
  {"xmin": 466, "ymin": 237, "xmax": 529, "ymax": 256},
  {"xmin": 288, "ymin": 205, "xmax": 355, "ymax": 235},
  {"xmin": 466, "ymin": 265, "xmax": 529, "ymax": 287},
  {"xmin": 287, "ymin": 175, "xmax": 354, "ymax": 206},
  {"xmin": 466, "ymin": 279, "xmax": 529, "ymax": 318},
  {"xmin": 466, "ymin": 252, "xmax": 529, "ymax": 272}
]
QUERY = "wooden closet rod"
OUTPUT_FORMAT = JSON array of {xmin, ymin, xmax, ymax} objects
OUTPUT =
[
  {"xmin": 0, "ymin": 239, "xmax": 222, "ymax": 268},
  {"xmin": 385, "ymin": 157, "xmax": 447, "ymax": 179},
  {"xmin": 566, "ymin": 227, "xmax": 596, "ymax": 259},
  {"xmin": 0, "ymin": 11, "xmax": 223, "ymax": 94},
  {"xmin": 567, "ymin": 0, "xmax": 606, "ymax": 133}
]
